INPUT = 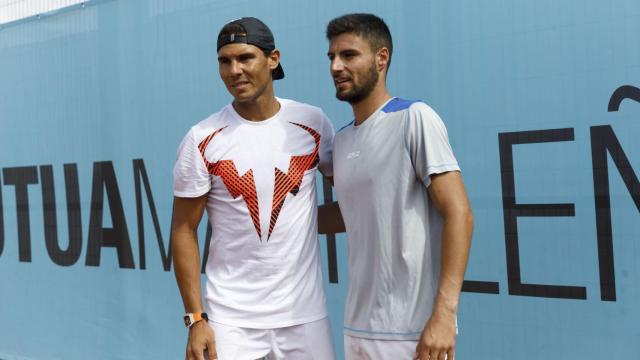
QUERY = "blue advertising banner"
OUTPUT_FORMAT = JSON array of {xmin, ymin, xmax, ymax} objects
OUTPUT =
[{"xmin": 1, "ymin": 0, "xmax": 639, "ymax": 359}]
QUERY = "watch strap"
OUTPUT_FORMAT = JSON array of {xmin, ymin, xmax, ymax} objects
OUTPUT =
[{"xmin": 183, "ymin": 312, "xmax": 209, "ymax": 328}]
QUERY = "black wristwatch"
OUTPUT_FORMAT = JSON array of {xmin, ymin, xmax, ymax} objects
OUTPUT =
[{"xmin": 183, "ymin": 312, "xmax": 209, "ymax": 328}]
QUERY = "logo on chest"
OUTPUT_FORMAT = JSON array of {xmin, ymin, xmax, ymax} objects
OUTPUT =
[
  {"xmin": 198, "ymin": 122, "xmax": 320, "ymax": 241},
  {"xmin": 346, "ymin": 151, "xmax": 360, "ymax": 159}
]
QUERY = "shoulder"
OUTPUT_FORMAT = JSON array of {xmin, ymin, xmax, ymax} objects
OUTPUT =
[
  {"xmin": 380, "ymin": 97, "xmax": 438, "ymax": 116},
  {"xmin": 279, "ymin": 97, "xmax": 323, "ymax": 115},
  {"xmin": 402, "ymin": 100, "xmax": 449, "ymax": 141},
  {"xmin": 279, "ymin": 97, "xmax": 332, "ymax": 129},
  {"xmin": 408, "ymin": 101, "xmax": 439, "ymax": 118},
  {"xmin": 381, "ymin": 98, "xmax": 441, "ymax": 127},
  {"xmin": 384, "ymin": 99, "xmax": 444, "ymax": 127},
  {"xmin": 190, "ymin": 105, "xmax": 233, "ymax": 139},
  {"xmin": 380, "ymin": 97, "xmax": 420, "ymax": 113}
]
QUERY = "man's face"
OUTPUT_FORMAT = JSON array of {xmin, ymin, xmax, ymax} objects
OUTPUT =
[
  {"xmin": 218, "ymin": 43, "xmax": 277, "ymax": 103},
  {"xmin": 328, "ymin": 33, "xmax": 379, "ymax": 104}
]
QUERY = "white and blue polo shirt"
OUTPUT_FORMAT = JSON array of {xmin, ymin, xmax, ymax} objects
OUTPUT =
[{"xmin": 333, "ymin": 97, "xmax": 460, "ymax": 340}]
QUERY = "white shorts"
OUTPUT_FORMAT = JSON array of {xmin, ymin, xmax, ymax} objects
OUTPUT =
[
  {"xmin": 209, "ymin": 317, "xmax": 335, "ymax": 360},
  {"xmin": 344, "ymin": 335, "xmax": 417, "ymax": 360}
]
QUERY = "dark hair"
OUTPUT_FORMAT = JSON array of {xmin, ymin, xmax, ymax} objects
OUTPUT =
[
  {"xmin": 326, "ymin": 13, "xmax": 393, "ymax": 69},
  {"xmin": 218, "ymin": 23, "xmax": 272, "ymax": 58}
]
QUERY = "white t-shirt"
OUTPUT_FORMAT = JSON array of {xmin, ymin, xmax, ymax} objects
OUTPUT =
[
  {"xmin": 333, "ymin": 97, "xmax": 460, "ymax": 340},
  {"xmin": 173, "ymin": 98, "xmax": 334, "ymax": 328}
]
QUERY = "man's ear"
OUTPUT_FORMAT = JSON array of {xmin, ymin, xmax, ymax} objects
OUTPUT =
[
  {"xmin": 268, "ymin": 49, "xmax": 281, "ymax": 71},
  {"xmin": 376, "ymin": 47, "xmax": 390, "ymax": 73}
]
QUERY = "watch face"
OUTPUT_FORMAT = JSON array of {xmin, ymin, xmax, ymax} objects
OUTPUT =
[{"xmin": 183, "ymin": 316, "xmax": 191, "ymax": 327}]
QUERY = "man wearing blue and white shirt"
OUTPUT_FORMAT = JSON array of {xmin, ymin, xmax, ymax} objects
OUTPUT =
[{"xmin": 320, "ymin": 13, "xmax": 474, "ymax": 360}]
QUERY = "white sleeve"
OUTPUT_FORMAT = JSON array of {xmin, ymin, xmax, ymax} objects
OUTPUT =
[
  {"xmin": 404, "ymin": 102, "xmax": 460, "ymax": 188},
  {"xmin": 318, "ymin": 110, "xmax": 335, "ymax": 177},
  {"xmin": 172, "ymin": 128, "xmax": 211, "ymax": 197}
]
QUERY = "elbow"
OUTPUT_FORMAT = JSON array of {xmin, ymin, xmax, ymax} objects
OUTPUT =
[
  {"xmin": 462, "ymin": 206, "xmax": 474, "ymax": 246},
  {"xmin": 465, "ymin": 207, "xmax": 474, "ymax": 231},
  {"xmin": 446, "ymin": 205, "xmax": 474, "ymax": 234},
  {"xmin": 459, "ymin": 202, "xmax": 474, "ymax": 236}
]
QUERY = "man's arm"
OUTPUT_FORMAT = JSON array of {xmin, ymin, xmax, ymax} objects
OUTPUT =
[
  {"xmin": 172, "ymin": 196, "xmax": 215, "ymax": 360},
  {"xmin": 415, "ymin": 171, "xmax": 473, "ymax": 360}
]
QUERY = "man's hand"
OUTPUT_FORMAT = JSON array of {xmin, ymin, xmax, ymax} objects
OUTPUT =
[
  {"xmin": 414, "ymin": 307, "xmax": 457, "ymax": 360},
  {"xmin": 186, "ymin": 321, "xmax": 216, "ymax": 360}
]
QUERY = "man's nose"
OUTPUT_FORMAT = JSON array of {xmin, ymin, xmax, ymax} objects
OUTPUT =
[
  {"xmin": 330, "ymin": 57, "xmax": 344, "ymax": 75},
  {"xmin": 229, "ymin": 60, "xmax": 242, "ymax": 75}
]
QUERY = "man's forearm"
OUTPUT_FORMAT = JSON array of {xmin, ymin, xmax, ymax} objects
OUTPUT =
[
  {"xmin": 173, "ymin": 228, "xmax": 205, "ymax": 313},
  {"xmin": 433, "ymin": 209, "xmax": 473, "ymax": 314}
]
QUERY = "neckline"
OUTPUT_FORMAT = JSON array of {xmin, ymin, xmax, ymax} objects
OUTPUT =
[
  {"xmin": 352, "ymin": 97, "xmax": 396, "ymax": 130},
  {"xmin": 229, "ymin": 97, "xmax": 284, "ymax": 126}
]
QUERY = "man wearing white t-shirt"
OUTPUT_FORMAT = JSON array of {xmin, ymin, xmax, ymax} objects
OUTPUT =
[
  {"xmin": 320, "ymin": 14, "xmax": 474, "ymax": 360},
  {"xmin": 172, "ymin": 17, "xmax": 335, "ymax": 360}
]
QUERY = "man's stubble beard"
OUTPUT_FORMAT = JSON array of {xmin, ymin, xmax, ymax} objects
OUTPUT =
[{"xmin": 336, "ymin": 62, "xmax": 379, "ymax": 105}]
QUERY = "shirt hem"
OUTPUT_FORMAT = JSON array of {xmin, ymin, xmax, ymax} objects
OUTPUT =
[
  {"xmin": 173, "ymin": 188, "xmax": 209, "ymax": 198},
  {"xmin": 343, "ymin": 326, "xmax": 421, "ymax": 341},
  {"xmin": 422, "ymin": 165, "xmax": 461, "ymax": 187}
]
